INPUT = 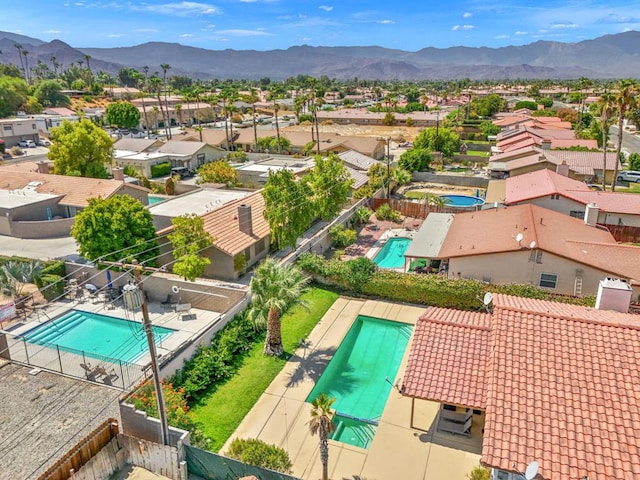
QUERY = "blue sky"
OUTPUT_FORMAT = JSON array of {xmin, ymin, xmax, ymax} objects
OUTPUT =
[{"xmin": 7, "ymin": 0, "xmax": 640, "ymax": 51}]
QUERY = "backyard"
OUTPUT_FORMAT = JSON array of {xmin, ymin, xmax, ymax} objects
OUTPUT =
[{"xmin": 188, "ymin": 287, "xmax": 339, "ymax": 452}]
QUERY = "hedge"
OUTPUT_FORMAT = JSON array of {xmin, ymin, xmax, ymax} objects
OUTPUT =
[
  {"xmin": 35, "ymin": 274, "xmax": 65, "ymax": 301},
  {"xmin": 297, "ymin": 253, "xmax": 595, "ymax": 310},
  {"xmin": 150, "ymin": 161, "xmax": 172, "ymax": 178}
]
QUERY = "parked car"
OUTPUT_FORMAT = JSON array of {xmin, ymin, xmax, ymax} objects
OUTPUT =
[
  {"xmin": 18, "ymin": 139, "xmax": 36, "ymax": 148},
  {"xmin": 617, "ymin": 170, "xmax": 640, "ymax": 183},
  {"xmin": 170, "ymin": 166, "xmax": 195, "ymax": 179},
  {"xmin": 38, "ymin": 138, "xmax": 51, "ymax": 147}
]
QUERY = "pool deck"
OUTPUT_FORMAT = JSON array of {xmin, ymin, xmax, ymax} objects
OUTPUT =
[{"xmin": 224, "ymin": 298, "xmax": 483, "ymax": 480}]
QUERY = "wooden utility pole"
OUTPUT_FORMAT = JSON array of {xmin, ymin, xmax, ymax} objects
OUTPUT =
[{"xmin": 102, "ymin": 260, "xmax": 170, "ymax": 445}]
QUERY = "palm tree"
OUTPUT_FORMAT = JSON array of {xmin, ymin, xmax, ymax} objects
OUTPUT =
[
  {"xmin": 248, "ymin": 257, "xmax": 309, "ymax": 357},
  {"xmin": 308, "ymin": 393, "xmax": 336, "ymax": 480},
  {"xmin": 242, "ymin": 88, "xmax": 260, "ymax": 151},
  {"xmin": 14, "ymin": 44, "xmax": 26, "ymax": 82},
  {"xmin": 597, "ymin": 92, "xmax": 616, "ymax": 190},
  {"xmin": 160, "ymin": 63, "xmax": 172, "ymax": 138},
  {"xmin": 611, "ymin": 79, "xmax": 639, "ymax": 192},
  {"xmin": 150, "ymin": 75, "xmax": 170, "ymax": 139},
  {"xmin": 84, "ymin": 54, "xmax": 93, "ymax": 86},
  {"xmin": 0, "ymin": 260, "xmax": 43, "ymax": 301}
]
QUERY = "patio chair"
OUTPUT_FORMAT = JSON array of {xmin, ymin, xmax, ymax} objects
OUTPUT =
[{"xmin": 161, "ymin": 293, "xmax": 179, "ymax": 312}]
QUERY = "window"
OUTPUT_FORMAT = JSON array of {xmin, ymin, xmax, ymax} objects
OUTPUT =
[
  {"xmin": 3, "ymin": 125, "xmax": 11, "ymax": 131},
  {"xmin": 442, "ymin": 404, "xmax": 457, "ymax": 411},
  {"xmin": 255, "ymin": 238, "xmax": 266, "ymax": 253},
  {"xmin": 569, "ymin": 210, "xmax": 584, "ymax": 219},
  {"xmin": 550, "ymin": 193, "xmax": 560, "ymax": 200},
  {"xmin": 539, "ymin": 273, "xmax": 558, "ymax": 289},
  {"xmin": 528, "ymin": 250, "xmax": 542, "ymax": 264},
  {"xmin": 244, "ymin": 247, "xmax": 251, "ymax": 262}
]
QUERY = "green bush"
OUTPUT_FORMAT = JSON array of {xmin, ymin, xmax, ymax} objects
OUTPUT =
[
  {"xmin": 467, "ymin": 466, "xmax": 491, "ymax": 480},
  {"xmin": 35, "ymin": 274, "xmax": 65, "ymax": 301},
  {"xmin": 375, "ymin": 203, "xmax": 402, "ymax": 222},
  {"xmin": 329, "ymin": 224, "xmax": 357, "ymax": 248},
  {"xmin": 173, "ymin": 313, "xmax": 261, "ymax": 399},
  {"xmin": 297, "ymin": 253, "xmax": 595, "ymax": 310},
  {"xmin": 353, "ymin": 206, "xmax": 373, "ymax": 225},
  {"xmin": 41, "ymin": 260, "xmax": 65, "ymax": 277},
  {"xmin": 226, "ymin": 438, "xmax": 292, "ymax": 473},
  {"xmin": 150, "ymin": 161, "xmax": 172, "ymax": 178}
]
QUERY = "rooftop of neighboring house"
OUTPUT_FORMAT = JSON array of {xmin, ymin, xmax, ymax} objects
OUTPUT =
[
  {"xmin": 496, "ymin": 126, "xmax": 598, "ymax": 152},
  {"xmin": 338, "ymin": 150, "xmax": 382, "ymax": 171},
  {"xmin": 315, "ymin": 108, "xmax": 440, "ymax": 121},
  {"xmin": 155, "ymin": 140, "xmax": 208, "ymax": 155},
  {"xmin": 181, "ymin": 128, "xmax": 235, "ymax": 146},
  {"xmin": 113, "ymin": 137, "xmax": 162, "ymax": 153},
  {"xmin": 344, "ymin": 165, "xmax": 369, "ymax": 189},
  {"xmin": 236, "ymin": 156, "xmax": 314, "ymax": 177},
  {"xmin": 403, "ymin": 294, "xmax": 640, "ymax": 480},
  {"xmin": 42, "ymin": 107, "xmax": 77, "ymax": 116},
  {"xmin": 158, "ymin": 190, "xmax": 269, "ymax": 257},
  {"xmin": 0, "ymin": 171, "xmax": 149, "ymax": 207},
  {"xmin": 148, "ymin": 187, "xmax": 250, "ymax": 218}
]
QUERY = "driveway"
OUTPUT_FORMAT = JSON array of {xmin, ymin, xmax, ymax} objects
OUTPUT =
[{"xmin": 0, "ymin": 234, "xmax": 78, "ymax": 260}]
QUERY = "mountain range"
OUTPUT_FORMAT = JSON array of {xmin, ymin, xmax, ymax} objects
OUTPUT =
[{"xmin": 2, "ymin": 30, "xmax": 640, "ymax": 80}]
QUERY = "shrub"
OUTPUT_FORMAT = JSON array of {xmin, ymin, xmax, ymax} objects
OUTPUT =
[
  {"xmin": 42, "ymin": 260, "xmax": 65, "ymax": 277},
  {"xmin": 123, "ymin": 165, "xmax": 138, "ymax": 177},
  {"xmin": 150, "ymin": 161, "xmax": 172, "ymax": 178},
  {"xmin": 467, "ymin": 466, "xmax": 491, "ymax": 480},
  {"xmin": 165, "ymin": 177, "xmax": 175, "ymax": 195},
  {"xmin": 375, "ymin": 203, "xmax": 401, "ymax": 222},
  {"xmin": 35, "ymin": 274, "xmax": 65, "ymax": 301},
  {"xmin": 353, "ymin": 206, "xmax": 373, "ymax": 225},
  {"xmin": 234, "ymin": 253, "xmax": 247, "ymax": 273},
  {"xmin": 329, "ymin": 224, "xmax": 357, "ymax": 248},
  {"xmin": 226, "ymin": 438, "xmax": 292, "ymax": 473}
]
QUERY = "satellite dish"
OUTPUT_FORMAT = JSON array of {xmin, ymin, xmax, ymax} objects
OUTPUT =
[
  {"xmin": 515, "ymin": 233, "xmax": 524, "ymax": 243},
  {"xmin": 483, "ymin": 292, "xmax": 493, "ymax": 306},
  {"xmin": 171, "ymin": 285, "xmax": 181, "ymax": 294},
  {"xmin": 529, "ymin": 241, "xmax": 537, "ymax": 249},
  {"xmin": 524, "ymin": 461, "xmax": 539, "ymax": 480}
]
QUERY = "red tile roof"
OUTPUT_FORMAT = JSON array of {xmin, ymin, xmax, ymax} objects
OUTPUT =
[
  {"xmin": 404, "ymin": 295, "xmax": 640, "ymax": 479},
  {"xmin": 402, "ymin": 307, "xmax": 491, "ymax": 409}
]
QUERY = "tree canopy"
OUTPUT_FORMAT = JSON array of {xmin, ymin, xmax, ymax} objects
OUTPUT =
[
  {"xmin": 306, "ymin": 153, "xmax": 352, "ymax": 220},
  {"xmin": 413, "ymin": 127, "xmax": 460, "ymax": 157},
  {"xmin": 0, "ymin": 76, "xmax": 29, "ymax": 117},
  {"xmin": 197, "ymin": 160, "xmax": 239, "ymax": 186},
  {"xmin": 398, "ymin": 148, "xmax": 432, "ymax": 172},
  {"xmin": 262, "ymin": 169, "xmax": 314, "ymax": 250},
  {"xmin": 49, "ymin": 119, "xmax": 114, "ymax": 177},
  {"xmin": 256, "ymin": 136, "xmax": 291, "ymax": 153},
  {"xmin": 71, "ymin": 195, "xmax": 158, "ymax": 265},
  {"xmin": 105, "ymin": 101, "xmax": 141, "ymax": 129},
  {"xmin": 168, "ymin": 214, "xmax": 213, "ymax": 281},
  {"xmin": 33, "ymin": 80, "xmax": 70, "ymax": 108}
]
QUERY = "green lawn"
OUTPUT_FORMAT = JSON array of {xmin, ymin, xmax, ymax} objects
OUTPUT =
[
  {"xmin": 464, "ymin": 150, "xmax": 490, "ymax": 157},
  {"xmin": 189, "ymin": 287, "xmax": 338, "ymax": 452},
  {"xmin": 405, "ymin": 191, "xmax": 427, "ymax": 200}
]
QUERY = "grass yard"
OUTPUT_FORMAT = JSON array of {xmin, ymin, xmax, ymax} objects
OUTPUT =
[
  {"xmin": 189, "ymin": 287, "xmax": 338, "ymax": 452},
  {"xmin": 405, "ymin": 191, "xmax": 427, "ymax": 200}
]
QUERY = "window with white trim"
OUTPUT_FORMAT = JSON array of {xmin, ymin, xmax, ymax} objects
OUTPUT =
[{"xmin": 539, "ymin": 273, "xmax": 558, "ymax": 289}]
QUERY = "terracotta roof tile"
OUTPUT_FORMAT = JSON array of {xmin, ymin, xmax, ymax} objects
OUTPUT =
[{"xmin": 402, "ymin": 307, "xmax": 491, "ymax": 408}]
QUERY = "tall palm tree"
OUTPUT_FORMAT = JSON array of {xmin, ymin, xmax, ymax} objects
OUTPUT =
[
  {"xmin": 149, "ymin": 75, "xmax": 170, "ymax": 139},
  {"xmin": 134, "ymin": 69, "xmax": 151, "ymax": 136},
  {"xmin": 160, "ymin": 63, "xmax": 172, "ymax": 138},
  {"xmin": 611, "ymin": 79, "xmax": 639, "ymax": 192},
  {"xmin": 14, "ymin": 44, "xmax": 26, "ymax": 82},
  {"xmin": 84, "ymin": 54, "xmax": 93, "ymax": 86},
  {"xmin": 242, "ymin": 88, "xmax": 260, "ymax": 151},
  {"xmin": 308, "ymin": 393, "xmax": 336, "ymax": 480},
  {"xmin": 248, "ymin": 257, "xmax": 309, "ymax": 357},
  {"xmin": 597, "ymin": 92, "xmax": 616, "ymax": 190}
]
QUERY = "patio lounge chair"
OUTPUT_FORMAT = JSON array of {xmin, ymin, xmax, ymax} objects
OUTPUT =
[{"xmin": 161, "ymin": 293, "xmax": 179, "ymax": 312}]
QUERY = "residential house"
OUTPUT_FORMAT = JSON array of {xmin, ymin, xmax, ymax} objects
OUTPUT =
[
  {"xmin": 487, "ymin": 146, "xmax": 620, "ymax": 183},
  {"xmin": 494, "ymin": 125, "xmax": 598, "ymax": 154},
  {"xmin": 404, "ymin": 204, "xmax": 640, "ymax": 297},
  {"xmin": 157, "ymin": 190, "xmax": 270, "ymax": 280},
  {"xmin": 0, "ymin": 117, "xmax": 39, "ymax": 147},
  {"xmin": 402, "ymin": 293, "xmax": 640, "ymax": 480},
  {"xmin": 181, "ymin": 128, "xmax": 238, "ymax": 150},
  {"xmin": 338, "ymin": 150, "xmax": 383, "ymax": 171},
  {"xmin": 314, "ymin": 108, "xmax": 440, "ymax": 127},
  {"xmin": 235, "ymin": 155, "xmax": 314, "ymax": 187},
  {"xmin": 486, "ymin": 168, "xmax": 640, "ymax": 227},
  {"xmin": 0, "ymin": 170, "xmax": 150, "ymax": 238},
  {"xmin": 112, "ymin": 138, "xmax": 226, "ymax": 178}
]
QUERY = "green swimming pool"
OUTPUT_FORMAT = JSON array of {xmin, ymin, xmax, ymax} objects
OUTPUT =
[
  {"xmin": 373, "ymin": 237, "xmax": 412, "ymax": 269},
  {"xmin": 21, "ymin": 310, "xmax": 175, "ymax": 363},
  {"xmin": 307, "ymin": 315, "xmax": 413, "ymax": 448}
]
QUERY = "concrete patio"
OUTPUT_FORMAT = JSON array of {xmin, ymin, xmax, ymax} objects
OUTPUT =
[{"xmin": 224, "ymin": 298, "xmax": 484, "ymax": 480}]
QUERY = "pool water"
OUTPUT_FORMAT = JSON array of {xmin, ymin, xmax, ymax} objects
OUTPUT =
[
  {"xmin": 307, "ymin": 315, "xmax": 413, "ymax": 448},
  {"xmin": 148, "ymin": 195, "xmax": 167, "ymax": 205},
  {"xmin": 21, "ymin": 310, "xmax": 175, "ymax": 363},
  {"xmin": 373, "ymin": 237, "xmax": 412, "ymax": 269},
  {"xmin": 440, "ymin": 194, "xmax": 485, "ymax": 207}
]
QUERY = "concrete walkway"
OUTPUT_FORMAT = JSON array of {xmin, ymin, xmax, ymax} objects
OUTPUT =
[{"xmin": 224, "ymin": 298, "xmax": 483, "ymax": 480}]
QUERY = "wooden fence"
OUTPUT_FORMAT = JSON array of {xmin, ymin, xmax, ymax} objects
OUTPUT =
[
  {"xmin": 602, "ymin": 224, "xmax": 640, "ymax": 243},
  {"xmin": 372, "ymin": 198, "xmax": 478, "ymax": 219},
  {"xmin": 38, "ymin": 418, "xmax": 120, "ymax": 480}
]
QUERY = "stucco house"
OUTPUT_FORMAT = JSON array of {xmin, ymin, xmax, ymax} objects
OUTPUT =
[
  {"xmin": 112, "ymin": 138, "xmax": 226, "ymax": 178},
  {"xmin": 157, "ymin": 190, "xmax": 270, "ymax": 280},
  {"xmin": 405, "ymin": 204, "xmax": 640, "ymax": 298},
  {"xmin": 486, "ymin": 168, "xmax": 640, "ymax": 227},
  {"xmin": 494, "ymin": 125, "xmax": 598, "ymax": 154},
  {"xmin": 0, "ymin": 117, "xmax": 39, "ymax": 147},
  {"xmin": 402, "ymin": 293, "xmax": 640, "ymax": 480},
  {"xmin": 0, "ymin": 170, "xmax": 150, "ymax": 238},
  {"xmin": 488, "ymin": 145, "xmax": 621, "ymax": 183}
]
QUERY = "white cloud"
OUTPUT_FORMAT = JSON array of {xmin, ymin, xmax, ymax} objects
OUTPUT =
[
  {"xmin": 463, "ymin": 12, "xmax": 472, "ymax": 19},
  {"xmin": 452, "ymin": 25, "xmax": 460, "ymax": 31},
  {"xmin": 319, "ymin": 5, "xmax": 333, "ymax": 12},
  {"xmin": 596, "ymin": 14, "xmax": 640, "ymax": 24},
  {"xmin": 135, "ymin": 28, "xmax": 159, "ymax": 33},
  {"xmin": 494, "ymin": 34, "xmax": 509, "ymax": 39},
  {"xmin": 214, "ymin": 29, "xmax": 272, "ymax": 36},
  {"xmin": 551, "ymin": 22, "xmax": 577, "ymax": 29},
  {"xmin": 515, "ymin": 31, "xmax": 528, "ymax": 35},
  {"xmin": 107, "ymin": 33, "xmax": 125, "ymax": 37},
  {"xmin": 44, "ymin": 29, "xmax": 61, "ymax": 34},
  {"xmin": 377, "ymin": 20, "xmax": 395, "ymax": 25},
  {"xmin": 133, "ymin": 2, "xmax": 221, "ymax": 17},
  {"xmin": 180, "ymin": 33, "xmax": 194, "ymax": 37},
  {"xmin": 452, "ymin": 24, "xmax": 474, "ymax": 31}
]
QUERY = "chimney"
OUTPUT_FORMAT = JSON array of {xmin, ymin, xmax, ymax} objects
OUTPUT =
[
  {"xmin": 238, "ymin": 204, "xmax": 253, "ymax": 235},
  {"xmin": 541, "ymin": 138, "xmax": 552, "ymax": 150},
  {"xmin": 36, "ymin": 161, "xmax": 51, "ymax": 174},
  {"xmin": 584, "ymin": 202, "xmax": 599, "ymax": 226},
  {"xmin": 595, "ymin": 278, "xmax": 632, "ymax": 312},
  {"xmin": 556, "ymin": 160, "xmax": 570, "ymax": 177},
  {"xmin": 112, "ymin": 167, "xmax": 124, "ymax": 182}
]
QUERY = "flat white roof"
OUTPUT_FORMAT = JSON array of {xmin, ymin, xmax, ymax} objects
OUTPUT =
[
  {"xmin": 148, "ymin": 188, "xmax": 249, "ymax": 217},
  {"xmin": 0, "ymin": 189, "xmax": 60, "ymax": 209},
  {"xmin": 404, "ymin": 213, "xmax": 455, "ymax": 259}
]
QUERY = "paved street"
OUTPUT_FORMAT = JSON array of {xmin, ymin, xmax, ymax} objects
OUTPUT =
[{"xmin": 0, "ymin": 235, "xmax": 78, "ymax": 261}]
